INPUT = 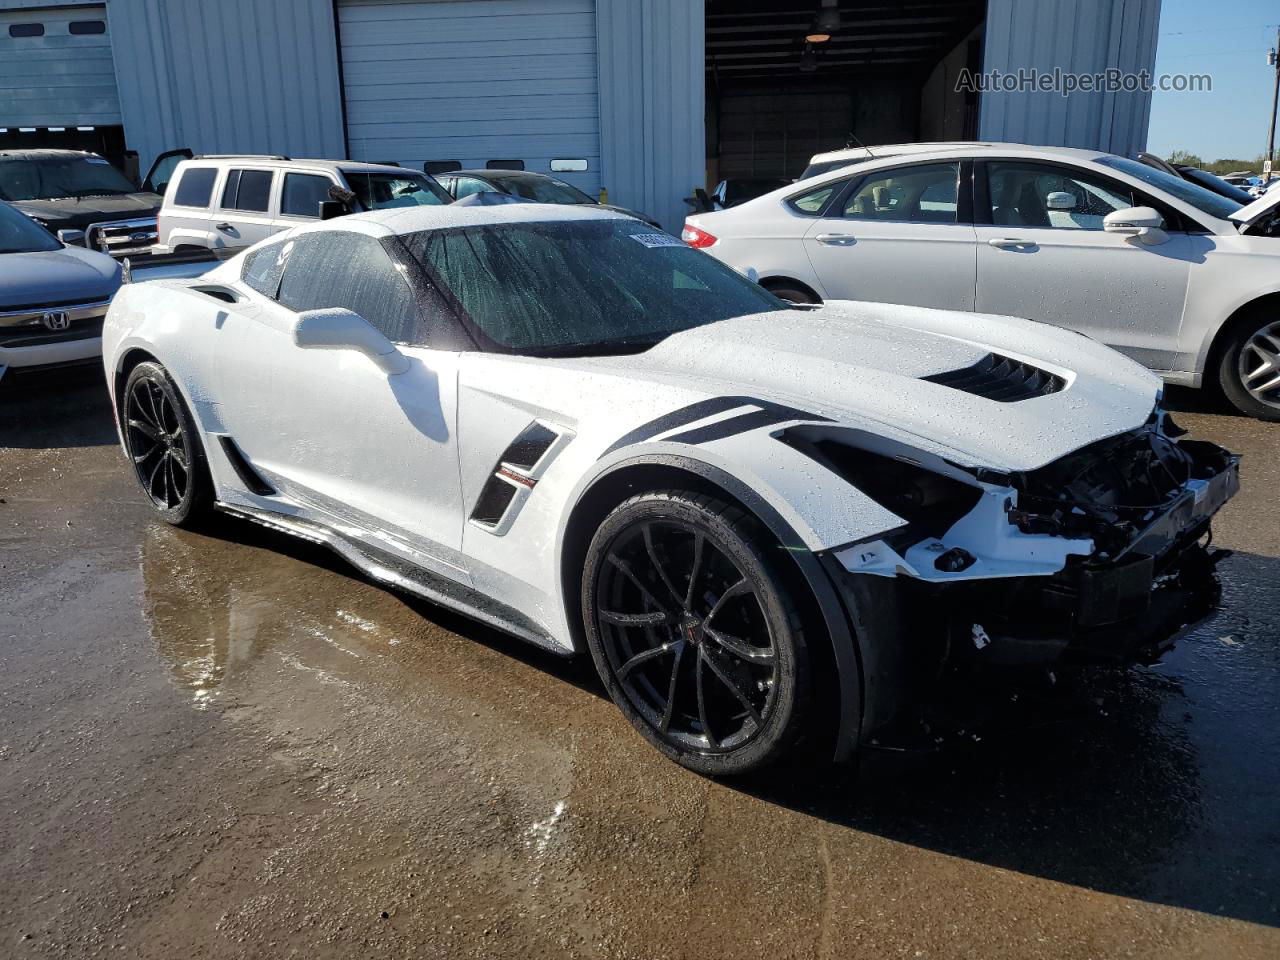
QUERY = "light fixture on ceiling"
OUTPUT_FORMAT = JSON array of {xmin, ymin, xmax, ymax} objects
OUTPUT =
[{"xmin": 805, "ymin": 29, "xmax": 831, "ymax": 43}]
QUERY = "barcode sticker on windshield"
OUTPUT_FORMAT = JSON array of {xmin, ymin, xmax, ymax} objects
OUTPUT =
[{"xmin": 629, "ymin": 232, "xmax": 683, "ymax": 248}]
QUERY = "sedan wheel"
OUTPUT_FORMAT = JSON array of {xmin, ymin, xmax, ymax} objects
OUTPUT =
[
  {"xmin": 121, "ymin": 361, "xmax": 212, "ymax": 525},
  {"xmin": 583, "ymin": 491, "xmax": 809, "ymax": 775}
]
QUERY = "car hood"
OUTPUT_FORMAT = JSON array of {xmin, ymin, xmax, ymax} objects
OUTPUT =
[
  {"xmin": 9, "ymin": 193, "xmax": 162, "ymax": 229},
  {"xmin": 1227, "ymin": 186, "xmax": 1280, "ymax": 228},
  {"xmin": 0, "ymin": 246, "xmax": 121, "ymax": 308},
  {"xmin": 577, "ymin": 300, "xmax": 1161, "ymax": 473}
]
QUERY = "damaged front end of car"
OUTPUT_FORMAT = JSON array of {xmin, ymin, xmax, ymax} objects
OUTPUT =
[{"xmin": 783, "ymin": 409, "xmax": 1240, "ymax": 741}]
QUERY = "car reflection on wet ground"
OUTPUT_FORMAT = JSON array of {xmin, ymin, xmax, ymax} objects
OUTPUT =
[{"xmin": 1, "ymin": 369, "xmax": 1277, "ymax": 959}]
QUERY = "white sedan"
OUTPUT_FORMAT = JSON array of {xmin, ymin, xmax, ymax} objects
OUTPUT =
[
  {"xmin": 683, "ymin": 143, "xmax": 1280, "ymax": 420},
  {"xmin": 103, "ymin": 204, "xmax": 1238, "ymax": 774}
]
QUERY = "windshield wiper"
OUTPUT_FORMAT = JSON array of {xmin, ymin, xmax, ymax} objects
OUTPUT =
[{"xmin": 522, "ymin": 334, "xmax": 670, "ymax": 358}]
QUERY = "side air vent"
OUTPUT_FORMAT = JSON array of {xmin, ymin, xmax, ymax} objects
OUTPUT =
[
  {"xmin": 922, "ymin": 353, "xmax": 1065, "ymax": 402},
  {"xmin": 218, "ymin": 436, "xmax": 275, "ymax": 496},
  {"xmin": 469, "ymin": 420, "xmax": 568, "ymax": 533},
  {"xmin": 470, "ymin": 477, "xmax": 518, "ymax": 526},
  {"xmin": 501, "ymin": 422, "xmax": 558, "ymax": 471}
]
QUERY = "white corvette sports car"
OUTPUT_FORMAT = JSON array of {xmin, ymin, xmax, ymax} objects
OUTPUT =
[{"xmin": 103, "ymin": 205, "xmax": 1240, "ymax": 775}]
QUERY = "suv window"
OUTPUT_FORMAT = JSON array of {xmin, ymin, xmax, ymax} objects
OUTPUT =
[
  {"xmin": 221, "ymin": 169, "xmax": 273, "ymax": 212},
  {"xmin": 276, "ymin": 232, "xmax": 423, "ymax": 343},
  {"xmin": 842, "ymin": 163, "xmax": 960, "ymax": 223},
  {"xmin": 281, "ymin": 173, "xmax": 333, "ymax": 218},
  {"xmin": 171, "ymin": 167, "xmax": 217, "ymax": 207},
  {"xmin": 241, "ymin": 240, "xmax": 288, "ymax": 297}
]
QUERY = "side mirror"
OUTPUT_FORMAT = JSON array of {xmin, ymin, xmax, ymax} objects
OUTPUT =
[
  {"xmin": 293, "ymin": 308, "xmax": 409, "ymax": 375},
  {"xmin": 318, "ymin": 200, "xmax": 346, "ymax": 221},
  {"xmin": 56, "ymin": 228, "xmax": 86, "ymax": 246},
  {"xmin": 1103, "ymin": 206, "xmax": 1167, "ymax": 244},
  {"xmin": 1045, "ymin": 191, "xmax": 1076, "ymax": 211}
]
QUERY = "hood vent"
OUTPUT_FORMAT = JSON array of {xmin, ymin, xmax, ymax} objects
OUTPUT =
[{"xmin": 922, "ymin": 353, "xmax": 1065, "ymax": 402}]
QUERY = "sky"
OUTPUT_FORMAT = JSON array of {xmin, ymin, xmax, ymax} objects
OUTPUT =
[{"xmin": 1146, "ymin": 0, "xmax": 1279, "ymax": 163}]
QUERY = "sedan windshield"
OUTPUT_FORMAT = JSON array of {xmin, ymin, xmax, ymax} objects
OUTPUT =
[
  {"xmin": 398, "ymin": 218, "xmax": 785, "ymax": 355},
  {"xmin": 497, "ymin": 176, "xmax": 596, "ymax": 205},
  {"xmin": 1095, "ymin": 156, "xmax": 1243, "ymax": 221},
  {"xmin": 343, "ymin": 171, "xmax": 451, "ymax": 210},
  {"xmin": 0, "ymin": 155, "xmax": 138, "ymax": 201},
  {"xmin": 0, "ymin": 201, "xmax": 60, "ymax": 253}
]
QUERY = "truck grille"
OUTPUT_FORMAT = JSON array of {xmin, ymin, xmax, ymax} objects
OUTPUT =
[{"xmin": 85, "ymin": 217, "xmax": 158, "ymax": 258}]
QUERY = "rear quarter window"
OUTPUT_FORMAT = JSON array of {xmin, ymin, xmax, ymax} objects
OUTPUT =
[{"xmin": 170, "ymin": 167, "xmax": 217, "ymax": 208}]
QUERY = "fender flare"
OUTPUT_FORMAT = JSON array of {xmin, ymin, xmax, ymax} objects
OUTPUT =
[{"xmin": 560, "ymin": 450, "xmax": 865, "ymax": 761}]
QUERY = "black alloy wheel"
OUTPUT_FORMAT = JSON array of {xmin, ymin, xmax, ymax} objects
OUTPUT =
[
  {"xmin": 121, "ymin": 361, "xmax": 211, "ymax": 525},
  {"xmin": 584, "ymin": 492, "xmax": 809, "ymax": 775}
]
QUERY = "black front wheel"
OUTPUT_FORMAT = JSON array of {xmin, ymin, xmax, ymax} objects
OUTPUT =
[
  {"xmin": 121, "ymin": 361, "xmax": 212, "ymax": 526},
  {"xmin": 582, "ymin": 491, "xmax": 810, "ymax": 775}
]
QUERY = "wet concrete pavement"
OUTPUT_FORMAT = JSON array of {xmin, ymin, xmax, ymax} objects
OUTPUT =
[{"xmin": 1, "ymin": 369, "xmax": 1278, "ymax": 959}]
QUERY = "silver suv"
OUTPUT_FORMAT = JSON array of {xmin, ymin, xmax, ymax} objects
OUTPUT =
[{"xmin": 154, "ymin": 156, "xmax": 452, "ymax": 257}]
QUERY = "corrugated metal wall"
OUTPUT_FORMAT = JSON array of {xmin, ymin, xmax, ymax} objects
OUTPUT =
[
  {"xmin": 106, "ymin": 0, "xmax": 345, "ymax": 165},
  {"xmin": 980, "ymin": 0, "xmax": 1161, "ymax": 157},
  {"xmin": 337, "ymin": 0, "xmax": 601, "ymax": 196},
  {"xmin": 0, "ymin": 3, "xmax": 120, "ymax": 127},
  {"xmin": 595, "ymin": 0, "xmax": 703, "ymax": 231}
]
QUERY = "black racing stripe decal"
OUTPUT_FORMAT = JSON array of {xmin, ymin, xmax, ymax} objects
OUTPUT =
[
  {"xmin": 663, "ymin": 402, "xmax": 832, "ymax": 445},
  {"xmin": 599, "ymin": 396, "xmax": 755, "ymax": 457}
]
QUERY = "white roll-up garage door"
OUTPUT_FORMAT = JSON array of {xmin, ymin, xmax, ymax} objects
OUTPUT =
[
  {"xmin": 337, "ymin": 0, "xmax": 601, "ymax": 195},
  {"xmin": 0, "ymin": 4, "xmax": 120, "ymax": 127}
]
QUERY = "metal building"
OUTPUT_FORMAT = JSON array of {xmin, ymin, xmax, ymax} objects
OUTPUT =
[{"xmin": 0, "ymin": 0, "xmax": 1161, "ymax": 231}]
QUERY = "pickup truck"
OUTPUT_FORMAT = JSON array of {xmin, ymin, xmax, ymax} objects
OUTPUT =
[{"xmin": 0, "ymin": 147, "xmax": 213, "ymax": 274}]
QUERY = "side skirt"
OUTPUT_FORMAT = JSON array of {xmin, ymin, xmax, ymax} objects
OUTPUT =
[{"xmin": 215, "ymin": 501, "xmax": 567, "ymax": 656}]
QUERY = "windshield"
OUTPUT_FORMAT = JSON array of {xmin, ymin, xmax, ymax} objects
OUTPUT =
[
  {"xmin": 0, "ymin": 202, "xmax": 60, "ymax": 253},
  {"xmin": 343, "ymin": 171, "xmax": 451, "ymax": 210},
  {"xmin": 497, "ymin": 176, "xmax": 595, "ymax": 205},
  {"xmin": 399, "ymin": 219, "xmax": 786, "ymax": 355},
  {"xmin": 1095, "ymin": 156, "xmax": 1243, "ymax": 221},
  {"xmin": 0, "ymin": 155, "xmax": 137, "ymax": 201}
]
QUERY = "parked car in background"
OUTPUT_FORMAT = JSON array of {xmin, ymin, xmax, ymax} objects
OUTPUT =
[
  {"xmin": 708, "ymin": 178, "xmax": 792, "ymax": 209},
  {"xmin": 798, "ymin": 141, "xmax": 982, "ymax": 180},
  {"xmin": 433, "ymin": 168, "xmax": 663, "ymax": 229},
  {"xmin": 0, "ymin": 198, "xmax": 119, "ymax": 382},
  {"xmin": 684, "ymin": 142, "xmax": 1280, "ymax": 420},
  {"xmin": 154, "ymin": 157, "xmax": 452, "ymax": 258},
  {"xmin": 0, "ymin": 148, "xmax": 194, "ymax": 259},
  {"xmin": 1137, "ymin": 153, "xmax": 1255, "ymax": 205}
]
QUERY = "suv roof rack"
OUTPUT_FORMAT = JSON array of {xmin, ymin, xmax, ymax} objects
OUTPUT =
[{"xmin": 193, "ymin": 154, "xmax": 291, "ymax": 160}]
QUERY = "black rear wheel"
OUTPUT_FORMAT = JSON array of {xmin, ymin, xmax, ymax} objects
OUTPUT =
[
  {"xmin": 121, "ymin": 361, "xmax": 212, "ymax": 526},
  {"xmin": 583, "ymin": 491, "xmax": 809, "ymax": 775}
]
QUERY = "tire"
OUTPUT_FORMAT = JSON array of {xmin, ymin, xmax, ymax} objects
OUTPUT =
[
  {"xmin": 764, "ymin": 283, "xmax": 819, "ymax": 305},
  {"xmin": 1216, "ymin": 309, "xmax": 1280, "ymax": 421},
  {"xmin": 120, "ymin": 361, "xmax": 213, "ymax": 526},
  {"xmin": 582, "ymin": 491, "xmax": 810, "ymax": 776}
]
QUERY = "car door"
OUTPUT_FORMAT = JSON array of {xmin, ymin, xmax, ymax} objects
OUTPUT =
[
  {"xmin": 974, "ymin": 159, "xmax": 1202, "ymax": 370},
  {"xmin": 216, "ymin": 230, "xmax": 468, "ymax": 579},
  {"xmin": 214, "ymin": 167, "xmax": 279, "ymax": 251},
  {"xmin": 141, "ymin": 147, "xmax": 191, "ymax": 196},
  {"xmin": 801, "ymin": 160, "xmax": 977, "ymax": 309}
]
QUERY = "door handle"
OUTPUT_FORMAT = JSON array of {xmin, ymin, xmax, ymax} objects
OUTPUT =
[
  {"xmin": 988, "ymin": 237, "xmax": 1035, "ymax": 249},
  {"xmin": 814, "ymin": 233, "xmax": 856, "ymax": 246},
  {"xmin": 215, "ymin": 222, "xmax": 233, "ymax": 232}
]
